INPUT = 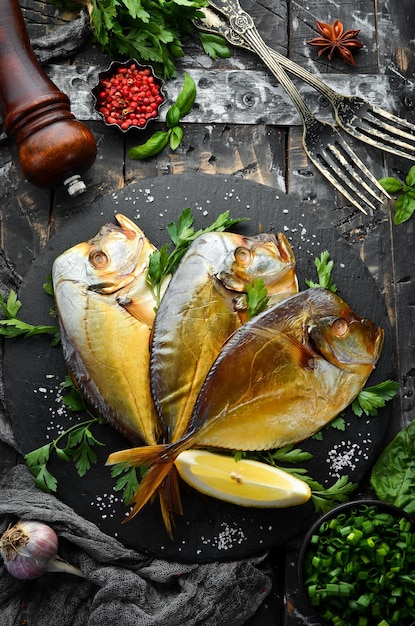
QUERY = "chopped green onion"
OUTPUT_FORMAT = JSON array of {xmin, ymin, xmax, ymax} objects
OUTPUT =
[{"xmin": 303, "ymin": 503, "xmax": 415, "ymax": 625}]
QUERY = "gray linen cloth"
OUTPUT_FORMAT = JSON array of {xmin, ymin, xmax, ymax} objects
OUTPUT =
[{"xmin": 0, "ymin": 249, "xmax": 272, "ymax": 625}]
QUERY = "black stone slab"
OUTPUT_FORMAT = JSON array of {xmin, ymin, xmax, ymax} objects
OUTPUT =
[{"xmin": 4, "ymin": 174, "xmax": 395, "ymax": 563}]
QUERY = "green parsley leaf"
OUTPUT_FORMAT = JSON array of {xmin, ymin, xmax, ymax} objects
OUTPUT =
[
  {"xmin": 61, "ymin": 384, "xmax": 87, "ymax": 412},
  {"xmin": 352, "ymin": 380, "xmax": 399, "ymax": 417},
  {"xmin": 305, "ymin": 251, "xmax": 337, "ymax": 292},
  {"xmin": 308, "ymin": 475, "xmax": 358, "ymax": 514},
  {"xmin": 74, "ymin": 0, "xmax": 209, "ymax": 80},
  {"xmin": 66, "ymin": 427, "xmax": 105, "ymax": 477},
  {"xmin": 313, "ymin": 415, "xmax": 346, "ymax": 441},
  {"xmin": 246, "ymin": 279, "xmax": 269, "ymax": 319},
  {"xmin": 32, "ymin": 463, "xmax": 59, "ymax": 494},
  {"xmin": 147, "ymin": 207, "xmax": 248, "ymax": 307},
  {"xmin": 262, "ymin": 444, "xmax": 313, "ymax": 465},
  {"xmin": 43, "ymin": 273, "xmax": 54, "ymax": 297},
  {"xmin": 110, "ymin": 464, "xmax": 140, "ymax": 504},
  {"xmin": 0, "ymin": 290, "xmax": 60, "ymax": 344},
  {"xmin": 198, "ymin": 31, "xmax": 231, "ymax": 60},
  {"xmin": 24, "ymin": 383, "xmax": 106, "ymax": 492}
]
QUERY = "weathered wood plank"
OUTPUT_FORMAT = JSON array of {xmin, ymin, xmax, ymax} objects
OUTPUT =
[
  {"xmin": 284, "ymin": 2, "xmax": 415, "ymax": 622},
  {"xmin": 289, "ymin": 0, "xmax": 379, "ymax": 74},
  {"xmin": 377, "ymin": 0, "xmax": 415, "ymax": 434},
  {"xmin": 23, "ymin": 65, "xmax": 408, "ymax": 126},
  {"xmin": 125, "ymin": 123, "xmax": 287, "ymax": 191},
  {"xmin": 0, "ymin": 138, "xmax": 52, "ymax": 277}
]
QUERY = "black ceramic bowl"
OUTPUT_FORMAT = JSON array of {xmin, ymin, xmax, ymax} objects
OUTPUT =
[
  {"xmin": 91, "ymin": 59, "xmax": 166, "ymax": 132},
  {"xmin": 297, "ymin": 499, "xmax": 415, "ymax": 626}
]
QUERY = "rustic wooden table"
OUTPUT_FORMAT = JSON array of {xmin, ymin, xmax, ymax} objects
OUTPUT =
[{"xmin": 0, "ymin": 0, "xmax": 414, "ymax": 623}]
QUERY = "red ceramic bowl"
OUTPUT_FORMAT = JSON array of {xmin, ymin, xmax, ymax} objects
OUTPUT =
[{"xmin": 91, "ymin": 59, "xmax": 166, "ymax": 132}]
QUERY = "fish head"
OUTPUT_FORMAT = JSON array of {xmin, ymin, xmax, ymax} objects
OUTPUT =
[
  {"xmin": 217, "ymin": 232, "xmax": 298, "ymax": 294},
  {"xmin": 307, "ymin": 290, "xmax": 384, "ymax": 374},
  {"xmin": 52, "ymin": 214, "xmax": 151, "ymax": 295}
]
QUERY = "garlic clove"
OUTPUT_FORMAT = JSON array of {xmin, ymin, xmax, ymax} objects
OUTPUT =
[{"xmin": 0, "ymin": 519, "xmax": 84, "ymax": 580}]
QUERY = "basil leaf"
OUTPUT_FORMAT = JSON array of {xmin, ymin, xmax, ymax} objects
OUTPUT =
[
  {"xmin": 128, "ymin": 130, "xmax": 171, "ymax": 160},
  {"xmin": 169, "ymin": 125, "xmax": 183, "ymax": 151},
  {"xmin": 394, "ymin": 193, "xmax": 415, "ymax": 224},
  {"xmin": 378, "ymin": 176, "xmax": 404, "ymax": 194},
  {"xmin": 166, "ymin": 104, "xmax": 181, "ymax": 129},
  {"xmin": 405, "ymin": 164, "xmax": 415, "ymax": 187},
  {"xmin": 175, "ymin": 72, "xmax": 197, "ymax": 118},
  {"xmin": 370, "ymin": 420, "xmax": 415, "ymax": 517}
]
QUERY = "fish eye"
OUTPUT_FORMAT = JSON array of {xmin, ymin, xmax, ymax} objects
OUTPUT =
[
  {"xmin": 89, "ymin": 250, "xmax": 109, "ymax": 269},
  {"xmin": 332, "ymin": 318, "xmax": 349, "ymax": 337},
  {"xmin": 234, "ymin": 247, "xmax": 252, "ymax": 267}
]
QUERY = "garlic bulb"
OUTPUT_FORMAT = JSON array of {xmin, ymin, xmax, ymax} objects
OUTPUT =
[{"xmin": 0, "ymin": 520, "xmax": 84, "ymax": 580}]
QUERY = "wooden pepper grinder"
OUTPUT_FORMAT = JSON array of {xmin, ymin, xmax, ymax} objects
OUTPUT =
[{"xmin": 0, "ymin": 0, "xmax": 97, "ymax": 196}]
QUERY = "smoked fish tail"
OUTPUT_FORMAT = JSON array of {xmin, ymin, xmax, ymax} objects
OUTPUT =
[
  {"xmin": 105, "ymin": 442, "xmax": 185, "ymax": 536},
  {"xmin": 158, "ymin": 467, "xmax": 183, "ymax": 539}
]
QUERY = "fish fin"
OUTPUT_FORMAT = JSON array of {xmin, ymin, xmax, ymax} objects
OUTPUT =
[
  {"xmin": 252, "ymin": 326, "xmax": 316, "ymax": 370},
  {"xmin": 158, "ymin": 468, "xmax": 183, "ymax": 539},
  {"xmin": 117, "ymin": 295, "xmax": 155, "ymax": 327},
  {"xmin": 105, "ymin": 444, "xmax": 165, "ymax": 467},
  {"xmin": 107, "ymin": 444, "xmax": 184, "ymax": 535},
  {"xmin": 123, "ymin": 461, "xmax": 175, "ymax": 524}
]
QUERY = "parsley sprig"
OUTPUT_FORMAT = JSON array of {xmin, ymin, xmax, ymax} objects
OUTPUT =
[
  {"xmin": 0, "ymin": 290, "xmax": 60, "ymax": 345},
  {"xmin": 54, "ymin": 0, "xmax": 229, "ymax": 80},
  {"xmin": 147, "ymin": 207, "xmax": 247, "ymax": 306},
  {"xmin": 240, "ymin": 445, "xmax": 357, "ymax": 514},
  {"xmin": 110, "ymin": 464, "xmax": 142, "ymax": 505},
  {"xmin": 24, "ymin": 379, "xmax": 106, "ymax": 493},
  {"xmin": 352, "ymin": 380, "xmax": 399, "ymax": 416},
  {"xmin": 24, "ymin": 379, "xmax": 142, "ymax": 501},
  {"xmin": 305, "ymin": 250, "xmax": 337, "ymax": 292},
  {"xmin": 246, "ymin": 279, "xmax": 269, "ymax": 320}
]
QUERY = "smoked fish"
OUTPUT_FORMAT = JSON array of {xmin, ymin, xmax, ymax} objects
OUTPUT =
[
  {"xmin": 52, "ymin": 214, "xmax": 164, "ymax": 446},
  {"xmin": 107, "ymin": 288, "xmax": 384, "ymax": 527},
  {"xmin": 150, "ymin": 231, "xmax": 298, "ymax": 443}
]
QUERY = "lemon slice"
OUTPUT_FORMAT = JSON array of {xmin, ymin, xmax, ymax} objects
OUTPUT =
[{"xmin": 174, "ymin": 450, "xmax": 311, "ymax": 508}]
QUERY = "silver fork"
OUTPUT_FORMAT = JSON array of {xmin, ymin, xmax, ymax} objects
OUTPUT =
[
  {"xmin": 196, "ymin": 5, "xmax": 389, "ymax": 214},
  {"xmin": 197, "ymin": 3, "xmax": 415, "ymax": 161}
]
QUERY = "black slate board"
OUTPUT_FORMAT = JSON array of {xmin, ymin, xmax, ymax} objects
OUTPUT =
[{"xmin": 4, "ymin": 174, "xmax": 395, "ymax": 563}]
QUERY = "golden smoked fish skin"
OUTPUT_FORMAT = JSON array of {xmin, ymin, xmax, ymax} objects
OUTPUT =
[
  {"xmin": 150, "ymin": 231, "xmax": 298, "ymax": 443},
  {"xmin": 106, "ymin": 287, "xmax": 383, "ymax": 528},
  {"xmin": 52, "ymin": 214, "xmax": 162, "ymax": 445},
  {"xmin": 187, "ymin": 288, "xmax": 385, "ymax": 451}
]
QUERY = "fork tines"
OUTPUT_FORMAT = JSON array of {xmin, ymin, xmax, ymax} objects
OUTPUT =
[
  {"xmin": 346, "ymin": 105, "xmax": 415, "ymax": 161},
  {"xmin": 312, "ymin": 138, "xmax": 390, "ymax": 214}
]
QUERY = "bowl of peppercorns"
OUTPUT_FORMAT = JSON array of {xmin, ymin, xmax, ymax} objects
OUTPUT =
[{"xmin": 92, "ymin": 59, "xmax": 166, "ymax": 132}]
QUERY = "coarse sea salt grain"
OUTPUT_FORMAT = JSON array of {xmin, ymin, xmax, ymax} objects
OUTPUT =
[
  {"xmin": 90, "ymin": 492, "xmax": 120, "ymax": 519},
  {"xmin": 200, "ymin": 522, "xmax": 247, "ymax": 551},
  {"xmin": 326, "ymin": 435, "xmax": 371, "ymax": 479}
]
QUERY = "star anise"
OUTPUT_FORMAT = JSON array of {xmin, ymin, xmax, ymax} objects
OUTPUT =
[{"xmin": 307, "ymin": 19, "xmax": 364, "ymax": 66}]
